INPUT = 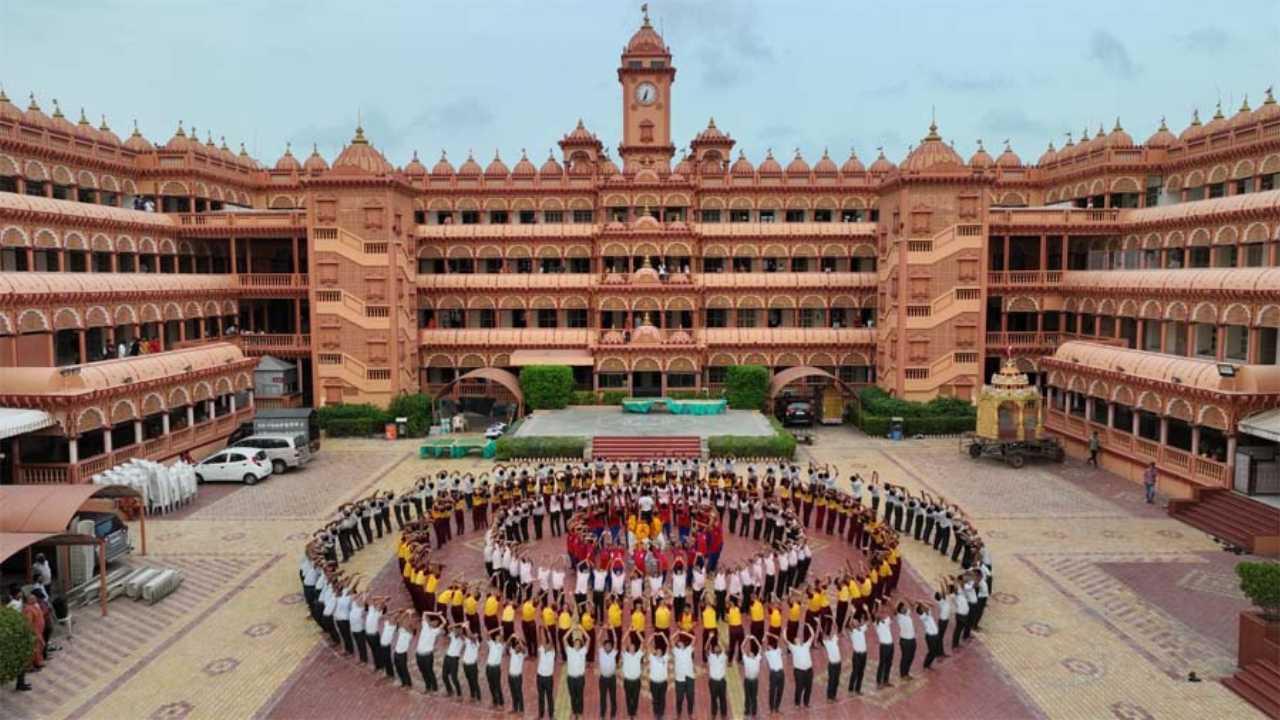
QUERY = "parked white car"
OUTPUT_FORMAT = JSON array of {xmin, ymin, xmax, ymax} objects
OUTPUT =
[
  {"xmin": 230, "ymin": 433, "xmax": 312, "ymax": 474},
  {"xmin": 195, "ymin": 449, "xmax": 272, "ymax": 485}
]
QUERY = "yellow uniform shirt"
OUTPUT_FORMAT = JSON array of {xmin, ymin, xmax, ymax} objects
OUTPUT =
[
  {"xmin": 542, "ymin": 607, "xmax": 557, "ymax": 627},
  {"xmin": 502, "ymin": 604, "xmax": 516, "ymax": 623},
  {"xmin": 630, "ymin": 609, "xmax": 646, "ymax": 632},
  {"xmin": 426, "ymin": 574, "xmax": 439, "ymax": 594},
  {"xmin": 702, "ymin": 607, "xmax": 718, "ymax": 630},
  {"xmin": 655, "ymin": 606, "xmax": 671, "ymax": 630},
  {"xmin": 769, "ymin": 608, "xmax": 783, "ymax": 628},
  {"xmin": 522, "ymin": 601, "xmax": 536, "ymax": 622},
  {"xmin": 558, "ymin": 611, "xmax": 572, "ymax": 631},
  {"xmin": 581, "ymin": 613, "xmax": 595, "ymax": 632},
  {"xmin": 788, "ymin": 602, "xmax": 802, "ymax": 622},
  {"xmin": 484, "ymin": 595, "xmax": 499, "ymax": 617},
  {"xmin": 727, "ymin": 606, "xmax": 742, "ymax": 627},
  {"xmin": 750, "ymin": 601, "xmax": 765, "ymax": 623},
  {"xmin": 608, "ymin": 603, "xmax": 623, "ymax": 628},
  {"xmin": 679, "ymin": 612, "xmax": 694, "ymax": 632}
]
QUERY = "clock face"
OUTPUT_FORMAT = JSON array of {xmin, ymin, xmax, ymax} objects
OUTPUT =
[{"xmin": 635, "ymin": 82, "xmax": 658, "ymax": 105}]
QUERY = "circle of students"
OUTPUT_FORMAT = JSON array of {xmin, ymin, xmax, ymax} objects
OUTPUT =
[{"xmin": 302, "ymin": 457, "xmax": 993, "ymax": 719}]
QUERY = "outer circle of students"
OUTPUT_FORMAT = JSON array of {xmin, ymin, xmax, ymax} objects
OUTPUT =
[{"xmin": 302, "ymin": 458, "xmax": 993, "ymax": 719}]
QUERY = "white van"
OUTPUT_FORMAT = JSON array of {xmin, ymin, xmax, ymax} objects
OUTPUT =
[{"xmin": 229, "ymin": 433, "xmax": 312, "ymax": 474}]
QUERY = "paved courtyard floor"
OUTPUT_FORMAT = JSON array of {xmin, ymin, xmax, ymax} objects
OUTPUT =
[
  {"xmin": 1, "ymin": 429, "xmax": 1262, "ymax": 720},
  {"xmin": 514, "ymin": 406, "xmax": 774, "ymax": 438}
]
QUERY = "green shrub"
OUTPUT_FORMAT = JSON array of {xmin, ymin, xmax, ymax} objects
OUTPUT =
[
  {"xmin": 1237, "ymin": 561, "xmax": 1280, "ymax": 620},
  {"xmin": 387, "ymin": 393, "xmax": 433, "ymax": 437},
  {"xmin": 323, "ymin": 418, "xmax": 388, "ymax": 437},
  {"xmin": 858, "ymin": 386, "xmax": 976, "ymax": 419},
  {"xmin": 0, "ymin": 606, "xmax": 35, "ymax": 685},
  {"xmin": 857, "ymin": 413, "xmax": 974, "ymax": 437},
  {"xmin": 519, "ymin": 366, "xmax": 575, "ymax": 410},
  {"xmin": 569, "ymin": 390, "xmax": 598, "ymax": 406},
  {"xmin": 495, "ymin": 435, "xmax": 586, "ymax": 460},
  {"xmin": 725, "ymin": 366, "xmax": 769, "ymax": 410},
  {"xmin": 317, "ymin": 403, "xmax": 390, "ymax": 436},
  {"xmin": 601, "ymin": 391, "xmax": 628, "ymax": 406},
  {"xmin": 709, "ymin": 418, "xmax": 796, "ymax": 459},
  {"xmin": 667, "ymin": 390, "xmax": 725, "ymax": 400}
]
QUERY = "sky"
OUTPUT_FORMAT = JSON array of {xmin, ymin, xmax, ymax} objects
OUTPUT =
[{"xmin": 3, "ymin": 0, "xmax": 1278, "ymax": 169}]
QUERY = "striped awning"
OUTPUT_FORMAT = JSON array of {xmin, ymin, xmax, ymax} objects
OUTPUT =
[{"xmin": 0, "ymin": 408, "xmax": 55, "ymax": 440}]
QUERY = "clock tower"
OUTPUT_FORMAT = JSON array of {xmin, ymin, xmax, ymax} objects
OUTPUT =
[{"xmin": 618, "ymin": 6, "xmax": 676, "ymax": 171}]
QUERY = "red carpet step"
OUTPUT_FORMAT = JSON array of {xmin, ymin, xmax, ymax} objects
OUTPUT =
[
  {"xmin": 592, "ymin": 435, "xmax": 701, "ymax": 461},
  {"xmin": 1224, "ymin": 658, "xmax": 1280, "ymax": 719},
  {"xmin": 1168, "ymin": 488, "xmax": 1280, "ymax": 557}
]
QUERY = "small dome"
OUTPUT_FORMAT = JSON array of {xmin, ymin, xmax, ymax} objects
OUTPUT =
[
  {"xmin": 1057, "ymin": 132, "xmax": 1076, "ymax": 160},
  {"xmin": 1179, "ymin": 109, "xmax": 1204, "ymax": 142},
  {"xmin": 1230, "ymin": 95, "xmax": 1255, "ymax": 129},
  {"xmin": 165, "ymin": 121, "xmax": 191, "ymax": 151},
  {"xmin": 237, "ymin": 142, "xmax": 256, "ymax": 169},
  {"xmin": 432, "ymin": 151, "xmax": 456, "ymax": 177},
  {"xmin": 332, "ymin": 125, "xmax": 394, "ymax": 174},
  {"xmin": 1144, "ymin": 117, "xmax": 1176, "ymax": 149},
  {"xmin": 731, "ymin": 151, "xmax": 754, "ymax": 177},
  {"xmin": 96, "ymin": 115, "xmax": 121, "ymax": 147},
  {"xmin": 124, "ymin": 120, "xmax": 154, "ymax": 152},
  {"xmin": 457, "ymin": 151, "xmax": 482, "ymax": 177},
  {"xmin": 48, "ymin": 100, "xmax": 76, "ymax": 135},
  {"xmin": 74, "ymin": 107, "xmax": 98, "ymax": 142},
  {"xmin": 511, "ymin": 150, "xmax": 537, "ymax": 178},
  {"xmin": 485, "ymin": 150, "xmax": 509, "ymax": 178},
  {"xmin": 1105, "ymin": 118, "xmax": 1133, "ymax": 148},
  {"xmin": 0, "ymin": 88, "xmax": 20, "ymax": 123},
  {"xmin": 304, "ymin": 144, "xmax": 330, "ymax": 172},
  {"xmin": 22, "ymin": 94, "xmax": 50, "ymax": 129},
  {"xmin": 901, "ymin": 121, "xmax": 964, "ymax": 172},
  {"xmin": 1203, "ymin": 103, "xmax": 1228, "ymax": 135},
  {"xmin": 968, "ymin": 140, "xmax": 993, "ymax": 168},
  {"xmin": 274, "ymin": 143, "xmax": 301, "ymax": 171},
  {"xmin": 785, "ymin": 150, "xmax": 810, "ymax": 177},
  {"xmin": 694, "ymin": 117, "xmax": 730, "ymax": 144},
  {"xmin": 868, "ymin": 149, "xmax": 896, "ymax": 174},
  {"xmin": 563, "ymin": 119, "xmax": 596, "ymax": 143},
  {"xmin": 813, "ymin": 149, "xmax": 838, "ymax": 177},
  {"xmin": 672, "ymin": 152, "xmax": 694, "ymax": 177},
  {"xmin": 203, "ymin": 131, "xmax": 219, "ymax": 155},
  {"xmin": 219, "ymin": 136, "xmax": 237, "ymax": 163},
  {"xmin": 539, "ymin": 151, "xmax": 563, "ymax": 178},
  {"xmin": 840, "ymin": 149, "xmax": 865, "ymax": 174},
  {"xmin": 757, "ymin": 149, "xmax": 783, "ymax": 176},
  {"xmin": 1037, "ymin": 142, "xmax": 1057, "ymax": 166},
  {"xmin": 1254, "ymin": 87, "xmax": 1280, "ymax": 124},
  {"xmin": 403, "ymin": 150, "xmax": 427, "ymax": 176},
  {"xmin": 598, "ymin": 154, "xmax": 619, "ymax": 176},
  {"xmin": 624, "ymin": 11, "xmax": 667, "ymax": 55},
  {"xmin": 996, "ymin": 140, "xmax": 1022, "ymax": 168}
]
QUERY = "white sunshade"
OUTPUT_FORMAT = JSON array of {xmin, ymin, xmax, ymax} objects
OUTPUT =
[
  {"xmin": 1240, "ymin": 408, "xmax": 1280, "ymax": 443},
  {"xmin": 0, "ymin": 408, "xmax": 55, "ymax": 440}
]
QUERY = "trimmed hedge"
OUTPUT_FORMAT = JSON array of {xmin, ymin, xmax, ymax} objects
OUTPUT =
[
  {"xmin": 317, "ymin": 403, "xmax": 389, "ymax": 437},
  {"xmin": 387, "ymin": 393, "xmax": 433, "ymax": 437},
  {"xmin": 495, "ymin": 435, "xmax": 586, "ymax": 460},
  {"xmin": 569, "ymin": 390, "xmax": 598, "ymax": 406},
  {"xmin": 323, "ymin": 418, "xmax": 389, "ymax": 437},
  {"xmin": 1237, "ymin": 560, "xmax": 1280, "ymax": 620},
  {"xmin": 519, "ymin": 366, "xmax": 575, "ymax": 410},
  {"xmin": 854, "ymin": 386, "xmax": 975, "ymax": 437},
  {"xmin": 858, "ymin": 414, "xmax": 975, "ymax": 437},
  {"xmin": 709, "ymin": 418, "xmax": 796, "ymax": 459},
  {"xmin": 725, "ymin": 365, "xmax": 769, "ymax": 410}
]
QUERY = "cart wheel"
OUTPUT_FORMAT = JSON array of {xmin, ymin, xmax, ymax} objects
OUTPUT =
[
  {"xmin": 968, "ymin": 443, "xmax": 982, "ymax": 458},
  {"xmin": 1006, "ymin": 453, "xmax": 1025, "ymax": 469}
]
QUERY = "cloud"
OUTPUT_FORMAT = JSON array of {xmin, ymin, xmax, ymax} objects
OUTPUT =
[
  {"xmin": 406, "ymin": 97, "xmax": 495, "ymax": 134},
  {"xmin": 928, "ymin": 71, "xmax": 1013, "ymax": 93},
  {"xmin": 1176, "ymin": 27, "xmax": 1230, "ymax": 53},
  {"xmin": 978, "ymin": 108, "xmax": 1048, "ymax": 138},
  {"xmin": 1088, "ymin": 30, "xmax": 1138, "ymax": 78},
  {"xmin": 660, "ymin": 0, "xmax": 774, "ymax": 89}
]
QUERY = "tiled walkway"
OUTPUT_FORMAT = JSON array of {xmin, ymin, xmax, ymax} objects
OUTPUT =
[{"xmin": 4, "ymin": 431, "xmax": 1261, "ymax": 719}]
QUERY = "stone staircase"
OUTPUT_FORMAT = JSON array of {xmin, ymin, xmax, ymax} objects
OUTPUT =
[
  {"xmin": 591, "ymin": 436, "xmax": 701, "ymax": 461},
  {"xmin": 1167, "ymin": 488, "xmax": 1280, "ymax": 557},
  {"xmin": 1224, "ymin": 659, "xmax": 1280, "ymax": 719}
]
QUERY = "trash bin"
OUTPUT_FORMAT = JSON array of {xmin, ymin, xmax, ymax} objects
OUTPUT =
[
  {"xmin": 395, "ymin": 416, "xmax": 409, "ymax": 437},
  {"xmin": 384, "ymin": 422, "xmax": 398, "ymax": 441},
  {"xmin": 889, "ymin": 417, "xmax": 904, "ymax": 441}
]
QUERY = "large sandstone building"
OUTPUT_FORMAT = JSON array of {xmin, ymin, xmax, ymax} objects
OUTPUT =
[{"xmin": 1, "ymin": 13, "xmax": 1279, "ymax": 501}]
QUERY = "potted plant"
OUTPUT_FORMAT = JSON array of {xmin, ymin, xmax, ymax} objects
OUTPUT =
[
  {"xmin": 1234, "ymin": 561, "xmax": 1280, "ymax": 668},
  {"xmin": 0, "ymin": 606, "xmax": 36, "ymax": 689}
]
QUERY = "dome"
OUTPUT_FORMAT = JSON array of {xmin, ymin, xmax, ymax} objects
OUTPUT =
[
  {"xmin": 48, "ymin": 100, "xmax": 76, "ymax": 135},
  {"xmin": 403, "ymin": 150, "xmax": 427, "ymax": 176},
  {"xmin": 96, "ymin": 116, "xmax": 121, "ymax": 147},
  {"xmin": 274, "ymin": 143, "xmax": 301, "ymax": 171},
  {"xmin": 868, "ymin": 149, "xmax": 896, "ymax": 173},
  {"xmin": 968, "ymin": 140, "xmax": 993, "ymax": 168},
  {"xmin": 731, "ymin": 151, "xmax": 754, "ymax": 177},
  {"xmin": 598, "ymin": 154, "xmax": 619, "ymax": 176},
  {"xmin": 73, "ymin": 107, "xmax": 98, "ymax": 142},
  {"xmin": 511, "ymin": 150, "xmax": 536, "ymax": 178},
  {"xmin": 624, "ymin": 11, "xmax": 668, "ymax": 56},
  {"xmin": 431, "ymin": 151, "xmax": 456, "ymax": 177},
  {"xmin": 1255, "ymin": 88, "xmax": 1280, "ymax": 124},
  {"xmin": 1230, "ymin": 96, "xmax": 1254, "ymax": 129},
  {"xmin": 237, "ymin": 143, "xmax": 256, "ymax": 169},
  {"xmin": 1037, "ymin": 142, "xmax": 1057, "ymax": 165},
  {"xmin": 813, "ymin": 149, "xmax": 838, "ymax": 177},
  {"xmin": 672, "ymin": 152, "xmax": 694, "ymax": 177},
  {"xmin": 304, "ymin": 144, "xmax": 330, "ymax": 172},
  {"xmin": 1058, "ymin": 132, "xmax": 1076, "ymax": 160},
  {"xmin": 219, "ymin": 136, "xmax": 237, "ymax": 163},
  {"xmin": 203, "ymin": 131, "xmax": 219, "ymax": 155},
  {"xmin": 1203, "ymin": 103, "xmax": 1228, "ymax": 135},
  {"xmin": 165, "ymin": 121, "xmax": 192, "ymax": 151},
  {"xmin": 457, "ymin": 151, "xmax": 482, "ymax": 177},
  {"xmin": 124, "ymin": 120, "xmax": 154, "ymax": 152},
  {"xmin": 485, "ymin": 151, "xmax": 509, "ymax": 178},
  {"xmin": 1144, "ymin": 118, "xmax": 1176, "ymax": 149},
  {"xmin": 539, "ymin": 151, "xmax": 563, "ymax": 178},
  {"xmin": 694, "ymin": 117, "xmax": 731, "ymax": 144},
  {"xmin": 900, "ymin": 122, "xmax": 964, "ymax": 172},
  {"xmin": 996, "ymin": 140, "xmax": 1022, "ymax": 167},
  {"xmin": 840, "ymin": 149, "xmax": 865, "ymax": 174},
  {"xmin": 757, "ymin": 149, "xmax": 783, "ymax": 176},
  {"xmin": 1179, "ymin": 109, "xmax": 1204, "ymax": 142},
  {"xmin": 0, "ymin": 88, "xmax": 20, "ymax": 123},
  {"xmin": 332, "ymin": 126, "xmax": 393, "ymax": 174},
  {"xmin": 785, "ymin": 150, "xmax": 810, "ymax": 177},
  {"xmin": 562, "ymin": 119, "xmax": 597, "ymax": 144},
  {"xmin": 22, "ymin": 94, "xmax": 50, "ymax": 129}
]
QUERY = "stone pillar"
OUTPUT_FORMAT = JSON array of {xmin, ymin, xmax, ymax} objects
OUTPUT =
[
  {"xmin": 1190, "ymin": 426, "xmax": 1199, "ymax": 455},
  {"xmin": 77, "ymin": 330, "xmax": 87, "ymax": 365},
  {"xmin": 1215, "ymin": 325, "xmax": 1226, "ymax": 361},
  {"xmin": 187, "ymin": 406, "xmax": 195, "ymax": 427},
  {"xmin": 1131, "ymin": 410, "xmax": 1139, "ymax": 436},
  {"xmin": 1158, "ymin": 417, "xmax": 1167, "ymax": 445},
  {"xmin": 247, "ymin": 389, "xmax": 255, "ymax": 408},
  {"xmin": 134, "ymin": 421, "xmax": 144, "ymax": 445},
  {"xmin": 68, "ymin": 437, "xmax": 79, "ymax": 464},
  {"xmin": 1107, "ymin": 402, "xmax": 1115, "ymax": 428},
  {"xmin": 230, "ymin": 394, "xmax": 237, "ymax": 413},
  {"xmin": 162, "ymin": 413, "xmax": 170, "ymax": 435},
  {"xmin": 104, "ymin": 429, "xmax": 113, "ymax": 454}
]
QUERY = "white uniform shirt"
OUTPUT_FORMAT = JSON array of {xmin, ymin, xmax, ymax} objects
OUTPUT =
[
  {"xmin": 509, "ymin": 649, "xmax": 525, "ymax": 676},
  {"xmin": 394, "ymin": 627, "xmax": 413, "ymax": 654},
  {"xmin": 566, "ymin": 644, "xmax": 588, "ymax": 677},
  {"xmin": 598, "ymin": 647, "xmax": 618, "ymax": 677},
  {"xmin": 823, "ymin": 635, "xmax": 842, "ymax": 664},
  {"xmin": 788, "ymin": 638, "xmax": 813, "ymax": 671},
  {"xmin": 848, "ymin": 625, "xmax": 868, "ymax": 654},
  {"xmin": 742, "ymin": 653, "xmax": 761, "ymax": 680},
  {"xmin": 764, "ymin": 647, "xmax": 784, "ymax": 672},
  {"xmin": 920, "ymin": 611, "xmax": 939, "ymax": 636},
  {"xmin": 673, "ymin": 644, "xmax": 695, "ymax": 682},
  {"xmin": 621, "ymin": 650, "xmax": 643, "ymax": 680},
  {"xmin": 648, "ymin": 652, "xmax": 669, "ymax": 683},
  {"xmin": 874, "ymin": 618, "xmax": 894, "ymax": 645},
  {"xmin": 487, "ymin": 639, "xmax": 505, "ymax": 666},
  {"xmin": 416, "ymin": 624, "xmax": 441, "ymax": 655},
  {"xmin": 708, "ymin": 651, "xmax": 727, "ymax": 681},
  {"xmin": 896, "ymin": 612, "xmax": 916, "ymax": 640},
  {"xmin": 537, "ymin": 647, "xmax": 556, "ymax": 676}
]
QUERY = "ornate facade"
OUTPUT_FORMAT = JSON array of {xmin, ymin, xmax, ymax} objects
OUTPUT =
[{"xmin": 1, "ymin": 13, "xmax": 1280, "ymax": 496}]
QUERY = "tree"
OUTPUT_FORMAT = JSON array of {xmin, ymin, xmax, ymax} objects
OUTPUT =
[
  {"xmin": 519, "ymin": 365, "xmax": 575, "ymax": 410},
  {"xmin": 0, "ymin": 606, "xmax": 34, "ymax": 685},
  {"xmin": 388, "ymin": 393, "xmax": 433, "ymax": 436},
  {"xmin": 1237, "ymin": 561, "xmax": 1280, "ymax": 621},
  {"xmin": 725, "ymin": 365, "xmax": 769, "ymax": 411}
]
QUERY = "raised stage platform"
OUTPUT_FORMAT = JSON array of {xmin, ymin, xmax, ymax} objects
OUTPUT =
[{"xmin": 514, "ymin": 406, "xmax": 773, "ymax": 439}]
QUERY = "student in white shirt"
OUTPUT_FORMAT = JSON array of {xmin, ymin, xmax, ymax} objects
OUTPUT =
[
  {"xmin": 442, "ymin": 626, "xmax": 464, "ymax": 697},
  {"xmin": 536, "ymin": 626, "xmax": 558, "ymax": 719},
  {"xmin": 565, "ymin": 626, "xmax": 589, "ymax": 720},
  {"xmin": 874, "ymin": 608, "xmax": 895, "ymax": 688},
  {"xmin": 705, "ymin": 635, "xmax": 729, "ymax": 719},
  {"xmin": 740, "ymin": 635, "xmax": 762, "ymax": 719},
  {"xmin": 415, "ymin": 611, "xmax": 443, "ymax": 693},
  {"xmin": 764, "ymin": 633, "xmax": 786, "ymax": 714},
  {"xmin": 393, "ymin": 613, "xmax": 415, "ymax": 688},
  {"xmin": 647, "ymin": 633, "xmax": 670, "ymax": 720},
  {"xmin": 895, "ymin": 602, "xmax": 917, "ymax": 680},
  {"xmin": 787, "ymin": 620, "xmax": 814, "ymax": 708},
  {"xmin": 621, "ymin": 631, "xmax": 645, "ymax": 719},
  {"xmin": 484, "ymin": 628, "xmax": 506, "ymax": 708},
  {"xmin": 461, "ymin": 628, "xmax": 482, "ymax": 701},
  {"xmin": 598, "ymin": 629, "xmax": 619, "ymax": 719},
  {"xmin": 671, "ymin": 631, "xmax": 696, "ymax": 718},
  {"xmin": 846, "ymin": 611, "xmax": 869, "ymax": 695},
  {"xmin": 507, "ymin": 635, "xmax": 526, "ymax": 714},
  {"xmin": 821, "ymin": 618, "xmax": 843, "ymax": 701},
  {"xmin": 919, "ymin": 602, "xmax": 942, "ymax": 669}
]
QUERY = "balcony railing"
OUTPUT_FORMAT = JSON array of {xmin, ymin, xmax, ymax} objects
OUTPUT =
[
  {"xmin": 178, "ymin": 211, "xmax": 307, "ymax": 228},
  {"xmin": 239, "ymin": 333, "xmax": 311, "ymax": 354},
  {"xmin": 1044, "ymin": 409, "xmax": 1227, "ymax": 487},
  {"xmin": 985, "ymin": 331, "xmax": 1062, "ymax": 348},
  {"xmin": 595, "ymin": 327, "xmax": 701, "ymax": 347},
  {"xmin": 986, "ymin": 208, "xmax": 1121, "ymax": 226},
  {"xmin": 987, "ymin": 270, "xmax": 1063, "ymax": 286},
  {"xmin": 237, "ymin": 273, "xmax": 308, "ymax": 289}
]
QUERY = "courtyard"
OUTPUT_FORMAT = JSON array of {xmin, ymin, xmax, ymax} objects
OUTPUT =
[
  {"xmin": 0, "ymin": 428, "xmax": 1261, "ymax": 720},
  {"xmin": 513, "ymin": 406, "xmax": 775, "ymax": 438}
]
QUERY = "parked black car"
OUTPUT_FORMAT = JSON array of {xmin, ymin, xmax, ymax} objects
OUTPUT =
[{"xmin": 782, "ymin": 401, "xmax": 815, "ymax": 427}]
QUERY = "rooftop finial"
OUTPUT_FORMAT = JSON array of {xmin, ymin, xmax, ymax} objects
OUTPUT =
[
  {"xmin": 0, "ymin": 85, "xmax": 8, "ymax": 103},
  {"xmin": 51, "ymin": 99, "xmax": 64, "ymax": 119},
  {"xmin": 1158, "ymin": 115, "xmax": 1168, "ymax": 130},
  {"xmin": 976, "ymin": 138, "xmax": 984, "ymax": 150},
  {"xmin": 1240, "ymin": 94, "xmax": 1251, "ymax": 112},
  {"xmin": 352, "ymin": 110, "xmax": 366, "ymax": 143},
  {"xmin": 1213, "ymin": 100, "xmax": 1224, "ymax": 119},
  {"xmin": 78, "ymin": 106, "xmax": 90, "ymax": 125},
  {"xmin": 176, "ymin": 120, "xmax": 185, "ymax": 137},
  {"xmin": 28, "ymin": 92, "xmax": 38, "ymax": 111},
  {"xmin": 99, "ymin": 115, "xmax": 110, "ymax": 132},
  {"xmin": 641, "ymin": 2, "xmax": 650, "ymax": 26},
  {"xmin": 1064, "ymin": 131, "xmax": 1072, "ymax": 145},
  {"xmin": 1003, "ymin": 138, "xmax": 1011, "ymax": 150},
  {"xmin": 1191, "ymin": 108, "xmax": 1201, "ymax": 125},
  {"xmin": 285, "ymin": 141, "xmax": 293, "ymax": 156},
  {"xmin": 1266, "ymin": 86, "xmax": 1276, "ymax": 104},
  {"xmin": 133, "ymin": 119, "xmax": 142, "ymax": 136},
  {"xmin": 1113, "ymin": 116, "xmax": 1123, "ymax": 132}
]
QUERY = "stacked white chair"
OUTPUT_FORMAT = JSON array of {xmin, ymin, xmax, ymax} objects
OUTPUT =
[{"xmin": 91, "ymin": 458, "xmax": 199, "ymax": 515}]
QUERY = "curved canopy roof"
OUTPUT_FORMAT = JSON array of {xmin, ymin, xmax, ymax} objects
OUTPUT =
[
  {"xmin": 1062, "ymin": 268, "xmax": 1280, "ymax": 295},
  {"xmin": 1124, "ymin": 188, "xmax": 1280, "ymax": 223},
  {"xmin": 0, "ymin": 272, "xmax": 235, "ymax": 299},
  {"xmin": 768, "ymin": 366, "xmax": 854, "ymax": 400},
  {"xmin": 1047, "ymin": 341, "xmax": 1280, "ymax": 395},
  {"xmin": 0, "ymin": 342, "xmax": 249, "ymax": 397},
  {"xmin": 0, "ymin": 192, "xmax": 176, "ymax": 229},
  {"xmin": 0, "ymin": 484, "xmax": 142, "ymax": 563},
  {"xmin": 433, "ymin": 368, "xmax": 524, "ymax": 412}
]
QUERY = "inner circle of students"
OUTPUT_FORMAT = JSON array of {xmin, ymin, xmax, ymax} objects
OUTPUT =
[{"xmin": 302, "ymin": 457, "xmax": 994, "ymax": 719}]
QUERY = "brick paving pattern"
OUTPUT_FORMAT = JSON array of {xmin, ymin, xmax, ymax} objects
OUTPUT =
[{"xmin": 3, "ymin": 431, "xmax": 1263, "ymax": 720}]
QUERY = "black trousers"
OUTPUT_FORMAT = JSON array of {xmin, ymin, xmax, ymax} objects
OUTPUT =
[
  {"xmin": 366, "ymin": 632, "xmax": 380, "ymax": 669},
  {"xmin": 650, "ymin": 679, "xmax": 667, "ymax": 719},
  {"xmin": 382, "ymin": 643, "xmax": 395, "ymax": 679},
  {"xmin": 568, "ymin": 674, "xmax": 585, "ymax": 715},
  {"xmin": 416, "ymin": 652, "xmax": 437, "ymax": 692},
  {"xmin": 394, "ymin": 650, "xmax": 411, "ymax": 687},
  {"xmin": 938, "ymin": 618, "xmax": 949, "ymax": 652},
  {"xmin": 742, "ymin": 676, "xmax": 758, "ymax": 717},
  {"xmin": 463, "ymin": 662, "xmax": 481, "ymax": 700},
  {"xmin": 336, "ymin": 619, "xmax": 354, "ymax": 654},
  {"xmin": 599, "ymin": 674, "xmax": 617, "ymax": 718},
  {"xmin": 624, "ymin": 677, "xmax": 641, "ymax": 718},
  {"xmin": 486, "ymin": 663, "xmax": 504, "ymax": 706},
  {"xmin": 533, "ymin": 514, "xmax": 544, "ymax": 539},
  {"xmin": 537, "ymin": 674, "xmax": 555, "ymax": 718},
  {"xmin": 953, "ymin": 613, "xmax": 968, "ymax": 649},
  {"xmin": 923, "ymin": 632, "xmax": 941, "ymax": 668},
  {"xmin": 826, "ymin": 660, "xmax": 842, "ymax": 700},
  {"xmin": 709, "ymin": 677, "xmax": 728, "ymax": 718},
  {"xmin": 768, "ymin": 669, "xmax": 785, "ymax": 712},
  {"xmin": 442, "ymin": 656, "xmax": 461, "ymax": 696},
  {"xmin": 793, "ymin": 667, "xmax": 812, "ymax": 707},
  {"xmin": 675, "ymin": 678, "xmax": 694, "ymax": 716},
  {"xmin": 899, "ymin": 637, "xmax": 916, "ymax": 678},
  {"xmin": 848, "ymin": 651, "xmax": 867, "ymax": 693},
  {"xmin": 353, "ymin": 629, "xmax": 368, "ymax": 663},
  {"xmin": 875, "ymin": 643, "xmax": 894, "ymax": 686},
  {"xmin": 509, "ymin": 673, "xmax": 524, "ymax": 712}
]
